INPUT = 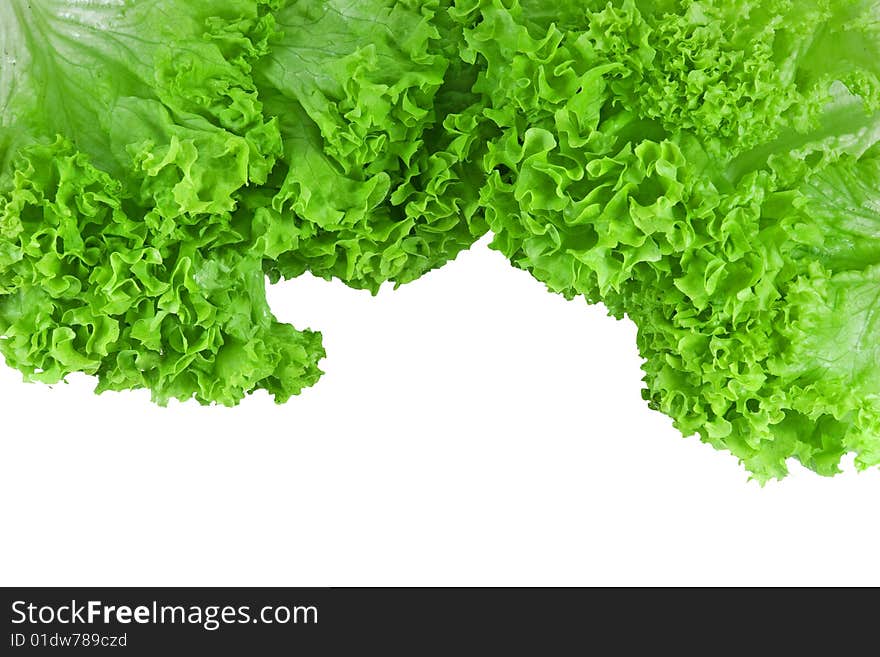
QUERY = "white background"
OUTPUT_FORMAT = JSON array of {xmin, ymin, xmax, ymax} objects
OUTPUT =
[{"xmin": 1, "ymin": 236, "xmax": 879, "ymax": 586}]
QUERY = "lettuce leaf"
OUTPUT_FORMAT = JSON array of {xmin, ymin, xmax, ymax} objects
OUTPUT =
[
  {"xmin": 251, "ymin": 0, "xmax": 492, "ymax": 291},
  {"xmin": 4, "ymin": 0, "xmax": 880, "ymax": 479},
  {"xmin": 0, "ymin": 0, "xmax": 323, "ymax": 405},
  {"xmin": 460, "ymin": 0, "xmax": 880, "ymax": 479}
]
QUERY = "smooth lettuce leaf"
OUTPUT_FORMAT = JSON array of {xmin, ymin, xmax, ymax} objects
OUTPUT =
[{"xmin": 0, "ymin": 0, "xmax": 282, "ymax": 205}]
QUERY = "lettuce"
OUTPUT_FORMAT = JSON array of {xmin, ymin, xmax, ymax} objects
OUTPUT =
[
  {"xmin": 0, "ymin": 0, "xmax": 323, "ymax": 405},
  {"xmin": 250, "ymin": 0, "xmax": 492, "ymax": 291},
  {"xmin": 3, "ymin": 0, "xmax": 880, "ymax": 479},
  {"xmin": 461, "ymin": 0, "xmax": 880, "ymax": 479}
]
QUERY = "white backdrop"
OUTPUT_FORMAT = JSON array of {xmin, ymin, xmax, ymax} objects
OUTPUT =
[{"xmin": 2, "ymin": 236, "xmax": 879, "ymax": 586}]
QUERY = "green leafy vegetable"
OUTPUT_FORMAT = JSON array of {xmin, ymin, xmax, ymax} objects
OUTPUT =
[
  {"xmin": 0, "ymin": 0, "xmax": 323, "ymax": 405},
  {"xmin": 459, "ymin": 0, "xmax": 880, "ymax": 479},
  {"xmin": 3, "ymin": 0, "xmax": 880, "ymax": 479},
  {"xmin": 251, "ymin": 0, "xmax": 492, "ymax": 290}
]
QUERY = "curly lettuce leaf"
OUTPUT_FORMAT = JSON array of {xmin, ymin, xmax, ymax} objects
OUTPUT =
[
  {"xmin": 459, "ymin": 0, "xmax": 880, "ymax": 479},
  {"xmin": 251, "ymin": 0, "xmax": 491, "ymax": 292},
  {"xmin": 4, "ymin": 0, "xmax": 880, "ymax": 481},
  {"xmin": 0, "ymin": 0, "xmax": 325, "ymax": 404},
  {"xmin": 0, "ymin": 137, "xmax": 324, "ymax": 405}
]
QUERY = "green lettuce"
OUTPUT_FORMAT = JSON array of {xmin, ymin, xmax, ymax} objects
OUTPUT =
[
  {"xmin": 3, "ymin": 0, "xmax": 880, "ymax": 479},
  {"xmin": 459, "ymin": 0, "xmax": 880, "ymax": 479},
  {"xmin": 0, "ymin": 0, "xmax": 323, "ymax": 405},
  {"xmin": 250, "ymin": 0, "xmax": 492, "ymax": 291}
]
